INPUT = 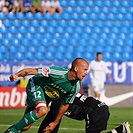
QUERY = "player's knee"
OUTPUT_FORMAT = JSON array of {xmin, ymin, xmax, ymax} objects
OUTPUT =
[{"xmin": 35, "ymin": 102, "xmax": 47, "ymax": 118}]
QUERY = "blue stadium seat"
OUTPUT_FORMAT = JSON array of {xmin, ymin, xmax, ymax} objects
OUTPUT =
[
  {"xmin": 75, "ymin": 27, "xmax": 82, "ymax": 34},
  {"xmin": 35, "ymin": 52, "xmax": 43, "ymax": 60},
  {"xmin": 22, "ymin": 20, "xmax": 30, "ymax": 27},
  {"xmin": 81, "ymin": 13, "xmax": 88, "ymax": 20},
  {"xmin": 69, "ymin": 0, "xmax": 76, "ymax": 7},
  {"xmin": 87, "ymin": 20, "xmax": 94, "ymax": 27},
  {"xmin": 108, "ymin": 39, "xmax": 115, "ymax": 46},
  {"xmin": 44, "ymin": 13, "xmax": 52, "ymax": 20},
  {"xmin": 16, "ymin": 52, "xmax": 24, "ymax": 60},
  {"xmin": 60, "ymin": 39, "xmax": 68, "ymax": 46},
  {"xmin": 42, "ymin": 39, "xmax": 49, "ymax": 46},
  {"xmin": 12, "ymin": 19, "xmax": 20, "ymax": 27},
  {"xmin": 38, "ymin": 45, "xmax": 45, "ymax": 53},
  {"xmin": 31, "ymin": 19, "xmax": 39, "ymax": 27},
  {"xmin": 125, "ymin": 46, "xmax": 132, "ymax": 53},
  {"xmin": 55, "ymin": 52, "xmax": 64, "ymax": 60},
  {"xmin": 102, "ymin": 6, "xmax": 108, "ymax": 14},
  {"xmin": 25, "ymin": 52, "xmax": 34, "ymax": 60},
  {"xmin": 105, "ymin": 46, "xmax": 113, "ymax": 52},
  {"xmin": 113, "ymin": 0, "xmax": 120, "ymax": 6},
  {"xmin": 99, "ymin": 13, "xmax": 106, "ymax": 20},
  {"xmin": 95, "ymin": 0, "xmax": 102, "ymax": 6},
  {"xmin": 117, "ymin": 40, "xmax": 124, "ymax": 46},
  {"xmin": 72, "ymin": 33, "xmax": 80, "ymax": 39},
  {"xmin": 15, "ymin": 33, "xmax": 23, "ymax": 40},
  {"xmin": 0, "ymin": 45, "xmax": 6, "ymax": 53},
  {"xmin": 119, "ymin": 33, "xmax": 126, "ymax": 40},
  {"xmin": 64, "ymin": 52, "xmax": 73, "ymax": 60},
  {"xmin": 111, "ymin": 27, "xmax": 119, "ymax": 34},
  {"xmin": 104, "ymin": 0, "xmax": 112, "ymax": 6},
  {"xmin": 48, "ymin": 46, "xmax": 55, "ymax": 53},
  {"xmin": 3, "ymin": 19, "xmax": 11, "ymax": 27},
  {"xmin": 26, "ymin": 12, "xmax": 34, "ymax": 20},
  {"xmin": 28, "ymin": 46, "xmax": 36, "ymax": 53},
  {"xmin": 12, "ymin": 39, "xmax": 19, "ymax": 46},
  {"xmin": 100, "ymin": 33, "xmax": 107, "ymax": 39},
  {"xmin": 103, "ymin": 27, "xmax": 110, "ymax": 33},
  {"xmin": 45, "ymin": 33, "xmax": 51, "ymax": 40},
  {"xmin": 71, "ymin": 13, "xmax": 79, "ymax": 20},
  {"xmin": 84, "ymin": 52, "xmax": 93, "ymax": 60},
  {"xmin": 98, "ymin": 39, "xmax": 106, "ymax": 46},
  {"xmin": 10, "ymin": 46, "xmax": 16, "ymax": 53},
  {"xmin": 60, "ymin": 0, "xmax": 68, "ymax": 7},
  {"xmin": 75, "ymin": 6, "xmax": 82, "ymax": 13},
  {"xmin": 93, "ymin": 6, "xmax": 100, "ymax": 13},
  {"xmin": 120, "ymin": 7, "xmax": 126, "ymax": 14},
  {"xmin": 35, "ymin": 12, "xmax": 43, "ymax": 20},
  {"xmin": 126, "ymin": 13, "xmax": 132, "ymax": 20},
  {"xmin": 77, "ymin": 20, "xmax": 85, "ymax": 27},
  {"xmin": 47, "ymin": 26, "xmax": 54, "ymax": 33},
  {"xmin": 67, "ymin": 45, "xmax": 74, "ymax": 53},
  {"xmin": 22, "ymin": 38, "xmax": 30, "ymax": 46},
  {"xmin": 122, "ymin": 53, "xmax": 130, "ymax": 61},
  {"xmin": 111, "ymin": 7, "xmax": 118, "ymax": 14},
  {"xmin": 91, "ymin": 33, "xmax": 98, "ymax": 39},
  {"xmin": 121, "ymin": 27, "xmax": 128, "ymax": 34},
  {"xmin": 19, "ymin": 26, "xmax": 27, "ymax": 34},
  {"xmin": 66, "ymin": 27, "xmax": 73, "ymax": 34},
  {"xmin": 84, "ymin": 6, "xmax": 91, "ymax": 14},
  {"xmin": 56, "ymin": 26, "xmax": 64, "ymax": 33},
  {"xmin": 86, "ymin": 45, "xmax": 94, "ymax": 52},
  {"xmin": 28, "ymin": 26, "xmax": 36, "ymax": 34},
  {"xmin": 114, "ymin": 20, "xmax": 121, "ymax": 27},
  {"xmin": 51, "ymin": 39, "xmax": 58, "ymax": 46},
  {"xmin": 9, "ymin": 26, "xmax": 16, "ymax": 33},
  {"xmin": 31, "ymin": 39, "xmax": 38, "ymax": 46},
  {"xmin": 68, "ymin": 20, "xmax": 76, "ymax": 27},
  {"xmin": 18, "ymin": 45, "xmax": 26, "ymax": 53},
  {"xmin": 0, "ymin": 27, "xmax": 6, "ymax": 34},
  {"xmin": 41, "ymin": 20, "xmax": 48, "ymax": 27},
  {"xmin": 53, "ymin": 13, "xmax": 61, "ymax": 20},
  {"xmin": 76, "ymin": 45, "xmax": 85, "ymax": 52},
  {"xmin": 7, "ymin": 12, "xmax": 15, "ymax": 20},
  {"xmin": 50, "ymin": 20, "xmax": 57, "ymax": 27},
  {"xmin": 96, "ymin": 46, "xmax": 104, "ymax": 52},
  {"xmin": 45, "ymin": 52, "xmax": 53, "ymax": 60},
  {"xmin": 115, "ymin": 46, "xmax": 123, "ymax": 52},
  {"xmin": 86, "ymin": 0, "xmax": 94, "ymax": 6},
  {"xmin": 113, "ymin": 52, "xmax": 121, "ymax": 61},
  {"xmin": 75, "ymin": 52, "xmax": 83, "ymax": 58},
  {"xmin": 78, "ymin": 0, "xmax": 85, "ymax": 7},
  {"xmin": 64, "ymin": 32, "xmax": 70, "ymax": 40},
  {"xmin": 62, "ymin": 13, "xmax": 69, "ymax": 20},
  {"xmin": 60, "ymin": 20, "xmax": 66, "ymax": 27},
  {"xmin": 57, "ymin": 46, "xmax": 65, "ymax": 53},
  {"xmin": 117, "ymin": 13, "xmax": 124, "ymax": 20},
  {"xmin": 108, "ymin": 13, "xmax": 115, "ymax": 20},
  {"xmin": 0, "ymin": 12, "xmax": 6, "ymax": 20},
  {"xmin": 16, "ymin": 12, "xmax": 25, "ymax": 20},
  {"xmin": 0, "ymin": 33, "xmax": 2, "ymax": 40},
  {"xmin": 122, "ymin": 0, "xmax": 128, "ymax": 7},
  {"xmin": 104, "ymin": 52, "xmax": 111, "ymax": 61},
  {"xmin": 65, "ymin": 6, "xmax": 73, "ymax": 13},
  {"xmin": 123, "ymin": 20, "xmax": 130, "ymax": 27},
  {"xmin": 5, "ymin": 32, "xmax": 13, "ymax": 40},
  {"xmin": 25, "ymin": 32, "xmax": 32, "ymax": 40},
  {"xmin": 90, "ymin": 13, "xmax": 97, "ymax": 20},
  {"xmin": 38, "ymin": 26, "xmax": 45, "ymax": 33},
  {"xmin": 89, "ymin": 40, "xmax": 95, "ymax": 46},
  {"xmin": 94, "ymin": 27, "xmax": 100, "ymax": 34},
  {"xmin": 96, "ymin": 20, "xmax": 103, "ymax": 27},
  {"xmin": 110, "ymin": 33, "xmax": 117, "ymax": 39}
]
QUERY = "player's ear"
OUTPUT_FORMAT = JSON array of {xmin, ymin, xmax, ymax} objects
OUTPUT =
[{"xmin": 74, "ymin": 66, "xmax": 78, "ymax": 72}]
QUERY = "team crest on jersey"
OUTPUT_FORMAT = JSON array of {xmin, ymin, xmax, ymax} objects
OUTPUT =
[{"xmin": 45, "ymin": 86, "xmax": 60, "ymax": 99}]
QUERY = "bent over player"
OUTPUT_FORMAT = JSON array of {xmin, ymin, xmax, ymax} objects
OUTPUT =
[
  {"xmin": 4, "ymin": 58, "xmax": 89, "ymax": 133},
  {"xmin": 38, "ymin": 93, "xmax": 131, "ymax": 133}
]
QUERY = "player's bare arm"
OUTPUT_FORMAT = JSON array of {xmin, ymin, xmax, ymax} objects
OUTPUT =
[
  {"xmin": 107, "ymin": 73, "xmax": 112, "ymax": 83},
  {"xmin": 44, "ymin": 103, "xmax": 69, "ymax": 133},
  {"xmin": 10, "ymin": 68, "xmax": 38, "ymax": 81}
]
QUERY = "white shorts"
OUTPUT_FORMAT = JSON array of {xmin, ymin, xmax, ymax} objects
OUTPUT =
[{"xmin": 91, "ymin": 80, "xmax": 104, "ymax": 93}]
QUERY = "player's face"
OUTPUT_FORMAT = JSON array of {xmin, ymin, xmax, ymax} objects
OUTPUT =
[
  {"xmin": 76, "ymin": 62, "xmax": 89, "ymax": 81},
  {"xmin": 97, "ymin": 54, "xmax": 102, "ymax": 61}
]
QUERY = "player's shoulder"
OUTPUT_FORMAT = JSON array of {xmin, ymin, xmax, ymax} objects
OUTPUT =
[{"xmin": 49, "ymin": 66, "xmax": 69, "ymax": 75}]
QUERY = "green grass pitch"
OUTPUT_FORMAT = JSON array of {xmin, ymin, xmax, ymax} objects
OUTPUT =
[{"xmin": 0, "ymin": 107, "xmax": 133, "ymax": 133}]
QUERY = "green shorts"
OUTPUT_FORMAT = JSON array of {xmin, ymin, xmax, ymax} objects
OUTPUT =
[{"xmin": 25, "ymin": 78, "xmax": 46, "ymax": 107}]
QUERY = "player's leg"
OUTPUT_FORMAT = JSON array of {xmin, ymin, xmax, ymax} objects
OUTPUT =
[
  {"xmin": 85, "ymin": 105, "xmax": 110, "ymax": 133},
  {"xmin": 106, "ymin": 122, "xmax": 131, "ymax": 133},
  {"xmin": 92, "ymin": 80, "xmax": 101, "ymax": 99},
  {"xmin": 4, "ymin": 79, "xmax": 48, "ymax": 133}
]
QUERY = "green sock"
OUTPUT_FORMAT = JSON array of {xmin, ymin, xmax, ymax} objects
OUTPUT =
[{"xmin": 15, "ymin": 111, "xmax": 39, "ymax": 130}]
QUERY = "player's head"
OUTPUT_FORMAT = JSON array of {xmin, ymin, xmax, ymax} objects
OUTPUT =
[
  {"xmin": 96, "ymin": 52, "xmax": 103, "ymax": 61},
  {"xmin": 70, "ymin": 58, "xmax": 89, "ymax": 81}
]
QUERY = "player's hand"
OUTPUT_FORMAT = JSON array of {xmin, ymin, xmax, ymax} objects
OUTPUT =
[
  {"xmin": 43, "ymin": 122, "xmax": 57, "ymax": 133},
  {"xmin": 9, "ymin": 74, "xmax": 18, "ymax": 81},
  {"xmin": 109, "ymin": 77, "xmax": 112, "ymax": 83}
]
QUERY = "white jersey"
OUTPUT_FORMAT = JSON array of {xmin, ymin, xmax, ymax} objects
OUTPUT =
[{"xmin": 89, "ymin": 60, "xmax": 110, "ymax": 82}]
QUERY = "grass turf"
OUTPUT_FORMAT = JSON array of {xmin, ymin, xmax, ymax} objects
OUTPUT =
[{"xmin": 0, "ymin": 107, "xmax": 133, "ymax": 133}]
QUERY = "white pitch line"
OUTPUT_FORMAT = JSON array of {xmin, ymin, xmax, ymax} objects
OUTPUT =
[{"xmin": 0, "ymin": 124, "xmax": 84, "ymax": 131}]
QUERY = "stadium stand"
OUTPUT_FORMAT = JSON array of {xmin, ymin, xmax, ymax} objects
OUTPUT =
[{"xmin": 0, "ymin": 0, "xmax": 132, "ymax": 62}]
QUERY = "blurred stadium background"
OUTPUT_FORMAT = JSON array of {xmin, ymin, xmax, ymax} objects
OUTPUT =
[{"xmin": 0, "ymin": 0, "xmax": 133, "ymax": 132}]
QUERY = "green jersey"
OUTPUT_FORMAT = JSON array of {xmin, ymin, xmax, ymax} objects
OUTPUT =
[{"xmin": 32, "ymin": 66, "xmax": 81, "ymax": 104}]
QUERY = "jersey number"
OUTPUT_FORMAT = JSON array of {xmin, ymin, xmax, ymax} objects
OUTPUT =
[{"xmin": 33, "ymin": 91, "xmax": 41, "ymax": 98}]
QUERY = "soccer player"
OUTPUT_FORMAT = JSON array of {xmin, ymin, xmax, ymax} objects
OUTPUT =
[
  {"xmin": 89, "ymin": 52, "xmax": 112, "ymax": 100},
  {"xmin": 4, "ymin": 58, "xmax": 89, "ymax": 133},
  {"xmin": 38, "ymin": 93, "xmax": 131, "ymax": 133}
]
